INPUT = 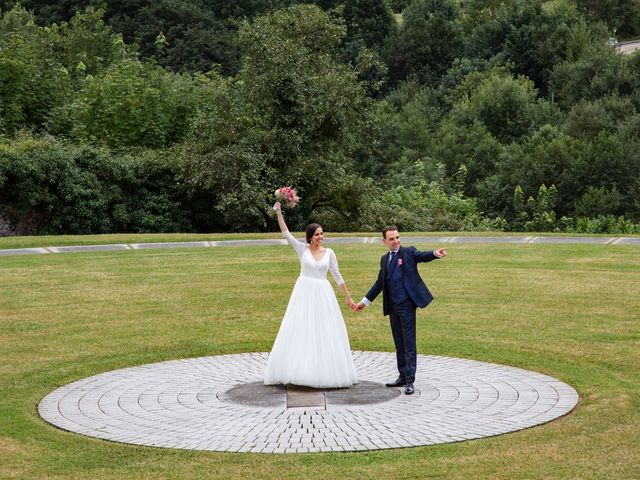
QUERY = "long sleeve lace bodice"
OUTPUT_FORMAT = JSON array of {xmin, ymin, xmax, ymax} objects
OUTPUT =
[{"xmin": 283, "ymin": 230, "xmax": 344, "ymax": 285}]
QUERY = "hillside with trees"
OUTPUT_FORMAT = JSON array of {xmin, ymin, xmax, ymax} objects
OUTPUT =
[{"xmin": 1, "ymin": 0, "xmax": 639, "ymax": 234}]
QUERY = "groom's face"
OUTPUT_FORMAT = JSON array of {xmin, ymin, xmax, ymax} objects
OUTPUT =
[{"xmin": 383, "ymin": 230, "xmax": 400, "ymax": 251}]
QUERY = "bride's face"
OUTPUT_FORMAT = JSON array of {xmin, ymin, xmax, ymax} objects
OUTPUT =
[{"xmin": 311, "ymin": 227, "xmax": 324, "ymax": 246}]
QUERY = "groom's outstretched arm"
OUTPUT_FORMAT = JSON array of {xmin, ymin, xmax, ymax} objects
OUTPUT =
[{"xmin": 413, "ymin": 247, "xmax": 447, "ymax": 263}]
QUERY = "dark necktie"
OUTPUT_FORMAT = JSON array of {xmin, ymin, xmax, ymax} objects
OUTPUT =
[{"xmin": 388, "ymin": 250, "xmax": 396, "ymax": 264}]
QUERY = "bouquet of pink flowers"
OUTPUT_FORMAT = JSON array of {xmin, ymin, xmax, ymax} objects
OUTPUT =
[{"xmin": 274, "ymin": 186, "xmax": 300, "ymax": 209}]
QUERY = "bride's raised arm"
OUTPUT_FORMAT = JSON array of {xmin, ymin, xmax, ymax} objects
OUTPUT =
[
  {"xmin": 273, "ymin": 201, "xmax": 288, "ymax": 234},
  {"xmin": 274, "ymin": 202, "xmax": 306, "ymax": 257}
]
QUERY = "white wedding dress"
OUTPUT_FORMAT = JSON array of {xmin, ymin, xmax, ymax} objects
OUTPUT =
[{"xmin": 264, "ymin": 231, "xmax": 358, "ymax": 388}]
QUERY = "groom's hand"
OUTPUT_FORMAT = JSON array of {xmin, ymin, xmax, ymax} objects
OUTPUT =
[
  {"xmin": 353, "ymin": 302, "xmax": 365, "ymax": 312},
  {"xmin": 435, "ymin": 248, "xmax": 447, "ymax": 258}
]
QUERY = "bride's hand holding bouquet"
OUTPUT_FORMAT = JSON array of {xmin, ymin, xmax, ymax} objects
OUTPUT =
[
  {"xmin": 272, "ymin": 187, "xmax": 299, "ymax": 217},
  {"xmin": 274, "ymin": 187, "xmax": 300, "ymax": 209}
]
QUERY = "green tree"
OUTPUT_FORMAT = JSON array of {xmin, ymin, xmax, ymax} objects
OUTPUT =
[
  {"xmin": 106, "ymin": 0, "xmax": 243, "ymax": 75},
  {"xmin": 574, "ymin": 185, "xmax": 622, "ymax": 217},
  {"xmin": 436, "ymin": 57, "xmax": 491, "ymax": 98},
  {"xmin": 0, "ymin": 6, "xmax": 71, "ymax": 135},
  {"xmin": 352, "ymin": 47, "xmax": 389, "ymax": 98},
  {"xmin": 314, "ymin": 0, "xmax": 396, "ymax": 53},
  {"xmin": 449, "ymin": 69, "xmax": 562, "ymax": 143},
  {"xmin": 562, "ymin": 95, "xmax": 636, "ymax": 139},
  {"xmin": 382, "ymin": 0, "xmax": 463, "ymax": 87},
  {"xmin": 571, "ymin": 131, "xmax": 630, "ymax": 197},
  {"xmin": 549, "ymin": 44, "xmax": 638, "ymax": 110},
  {"xmin": 365, "ymin": 80, "xmax": 444, "ymax": 185},
  {"xmin": 48, "ymin": 57, "xmax": 217, "ymax": 148},
  {"xmin": 479, "ymin": 125, "xmax": 580, "ymax": 219},
  {"xmin": 0, "ymin": 0, "xmax": 285, "ymax": 75},
  {"xmin": 388, "ymin": 0, "xmax": 412, "ymax": 12},
  {"xmin": 45, "ymin": 6, "xmax": 129, "ymax": 82},
  {"xmin": 575, "ymin": 0, "xmax": 640, "ymax": 37},
  {"xmin": 463, "ymin": 0, "xmax": 603, "ymax": 95},
  {"xmin": 617, "ymin": 115, "xmax": 640, "ymax": 220},
  {"xmin": 180, "ymin": 5, "xmax": 372, "ymax": 231},
  {"xmin": 207, "ymin": 0, "xmax": 291, "ymax": 18},
  {"xmin": 430, "ymin": 119, "xmax": 503, "ymax": 197},
  {"xmin": 237, "ymin": 4, "xmax": 369, "ymax": 166},
  {"xmin": 485, "ymin": 122, "xmax": 640, "ymax": 222},
  {"xmin": 0, "ymin": 0, "xmax": 95, "ymax": 25}
]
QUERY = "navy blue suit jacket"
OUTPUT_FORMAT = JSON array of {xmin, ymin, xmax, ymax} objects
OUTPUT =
[{"xmin": 365, "ymin": 246, "xmax": 439, "ymax": 316}]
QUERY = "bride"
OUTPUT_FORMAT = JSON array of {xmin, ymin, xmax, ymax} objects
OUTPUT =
[{"xmin": 263, "ymin": 202, "xmax": 358, "ymax": 388}]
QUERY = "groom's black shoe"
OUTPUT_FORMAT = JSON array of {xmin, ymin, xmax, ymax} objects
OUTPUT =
[
  {"xmin": 405, "ymin": 383, "xmax": 415, "ymax": 395},
  {"xmin": 385, "ymin": 376, "xmax": 406, "ymax": 387}
]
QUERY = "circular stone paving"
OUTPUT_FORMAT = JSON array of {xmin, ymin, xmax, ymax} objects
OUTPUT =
[{"xmin": 38, "ymin": 351, "xmax": 579, "ymax": 453}]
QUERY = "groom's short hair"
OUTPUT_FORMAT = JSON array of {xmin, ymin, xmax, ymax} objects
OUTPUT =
[{"xmin": 382, "ymin": 225, "xmax": 399, "ymax": 239}]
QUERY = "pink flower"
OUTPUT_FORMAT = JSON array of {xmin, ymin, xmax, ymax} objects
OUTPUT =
[
  {"xmin": 275, "ymin": 186, "xmax": 300, "ymax": 209},
  {"xmin": 398, "ymin": 258, "xmax": 403, "ymax": 266}
]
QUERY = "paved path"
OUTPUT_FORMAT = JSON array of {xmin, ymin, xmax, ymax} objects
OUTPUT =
[
  {"xmin": 39, "ymin": 352, "xmax": 578, "ymax": 454},
  {"xmin": 618, "ymin": 40, "xmax": 640, "ymax": 56},
  {"xmin": 2, "ymin": 235, "xmax": 639, "ymax": 257}
]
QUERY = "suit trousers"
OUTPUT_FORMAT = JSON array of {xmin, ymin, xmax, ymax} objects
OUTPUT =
[{"xmin": 389, "ymin": 298, "xmax": 417, "ymax": 384}]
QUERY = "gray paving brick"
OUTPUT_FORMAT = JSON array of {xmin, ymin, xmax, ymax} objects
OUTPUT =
[{"xmin": 38, "ymin": 351, "xmax": 579, "ymax": 454}]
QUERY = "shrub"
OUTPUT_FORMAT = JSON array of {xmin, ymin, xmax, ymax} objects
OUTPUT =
[{"xmin": 0, "ymin": 134, "xmax": 191, "ymax": 234}]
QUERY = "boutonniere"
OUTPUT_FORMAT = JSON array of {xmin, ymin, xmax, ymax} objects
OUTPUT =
[{"xmin": 398, "ymin": 258, "xmax": 403, "ymax": 266}]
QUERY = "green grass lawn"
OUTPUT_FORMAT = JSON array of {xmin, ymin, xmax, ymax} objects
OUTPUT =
[{"xmin": 1, "ymin": 237, "xmax": 639, "ymax": 479}]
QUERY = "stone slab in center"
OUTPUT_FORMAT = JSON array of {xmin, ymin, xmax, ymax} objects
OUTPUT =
[{"xmin": 286, "ymin": 385, "xmax": 325, "ymax": 409}]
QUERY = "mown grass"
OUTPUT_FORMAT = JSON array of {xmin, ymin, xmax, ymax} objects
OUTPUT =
[{"xmin": 1, "ymin": 237, "xmax": 639, "ymax": 479}]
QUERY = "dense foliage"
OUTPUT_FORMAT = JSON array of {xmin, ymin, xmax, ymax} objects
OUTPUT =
[
  {"xmin": 0, "ymin": 134, "xmax": 190, "ymax": 234},
  {"xmin": 1, "ymin": 0, "xmax": 640, "ymax": 234}
]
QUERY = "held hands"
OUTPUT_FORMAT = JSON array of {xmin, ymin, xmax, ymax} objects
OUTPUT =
[
  {"xmin": 435, "ymin": 248, "xmax": 447, "ymax": 258},
  {"xmin": 345, "ymin": 298, "xmax": 364, "ymax": 312},
  {"xmin": 346, "ymin": 297, "xmax": 355, "ymax": 310},
  {"xmin": 351, "ymin": 302, "xmax": 365, "ymax": 312}
]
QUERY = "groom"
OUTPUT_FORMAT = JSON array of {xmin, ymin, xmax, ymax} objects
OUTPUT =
[{"xmin": 354, "ymin": 226, "xmax": 446, "ymax": 395}]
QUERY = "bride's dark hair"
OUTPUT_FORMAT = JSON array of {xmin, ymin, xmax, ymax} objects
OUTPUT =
[{"xmin": 305, "ymin": 223, "xmax": 322, "ymax": 244}]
